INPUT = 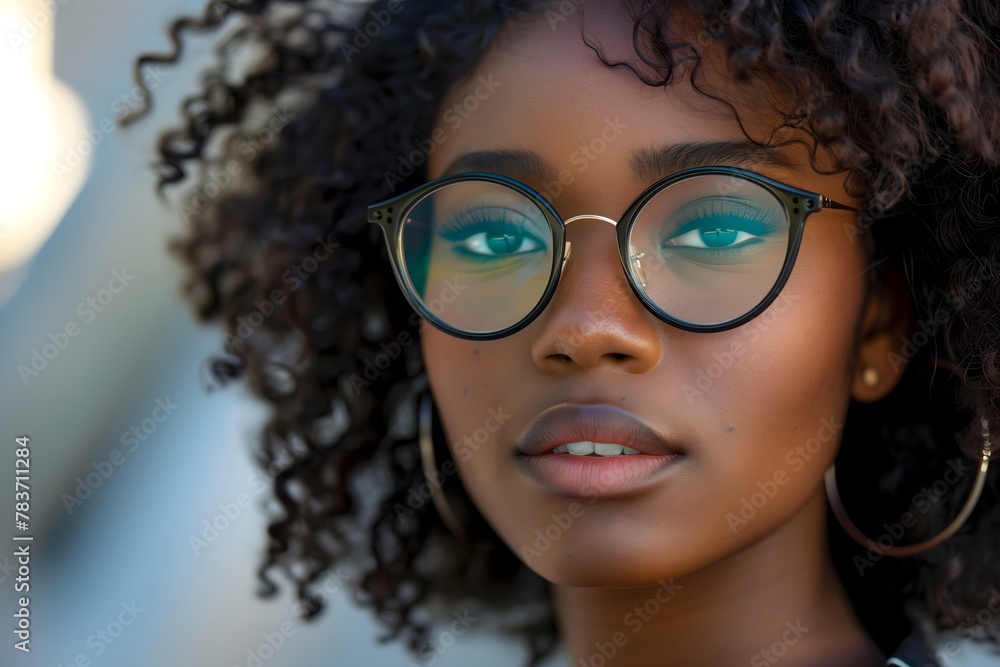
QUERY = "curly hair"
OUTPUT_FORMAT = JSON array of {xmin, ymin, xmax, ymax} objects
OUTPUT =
[{"xmin": 124, "ymin": 0, "xmax": 1000, "ymax": 664}]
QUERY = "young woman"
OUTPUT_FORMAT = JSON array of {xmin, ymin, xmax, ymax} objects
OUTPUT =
[{"xmin": 127, "ymin": 1, "xmax": 1000, "ymax": 665}]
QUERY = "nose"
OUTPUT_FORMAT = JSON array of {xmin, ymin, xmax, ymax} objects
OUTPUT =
[{"xmin": 529, "ymin": 217, "xmax": 663, "ymax": 374}]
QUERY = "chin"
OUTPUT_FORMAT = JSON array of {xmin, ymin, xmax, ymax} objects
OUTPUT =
[
  {"xmin": 507, "ymin": 527, "xmax": 707, "ymax": 588},
  {"xmin": 527, "ymin": 555, "xmax": 698, "ymax": 589}
]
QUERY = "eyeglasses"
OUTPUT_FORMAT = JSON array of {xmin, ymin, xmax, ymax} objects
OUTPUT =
[{"xmin": 367, "ymin": 165, "xmax": 857, "ymax": 340}]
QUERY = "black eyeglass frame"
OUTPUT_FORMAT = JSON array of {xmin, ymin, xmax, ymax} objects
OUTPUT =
[{"xmin": 367, "ymin": 165, "xmax": 857, "ymax": 340}]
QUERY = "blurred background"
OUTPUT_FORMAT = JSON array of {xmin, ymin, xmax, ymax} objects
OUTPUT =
[
  {"xmin": 0, "ymin": 0, "xmax": 557, "ymax": 665},
  {"xmin": 0, "ymin": 1, "xmax": 996, "ymax": 666}
]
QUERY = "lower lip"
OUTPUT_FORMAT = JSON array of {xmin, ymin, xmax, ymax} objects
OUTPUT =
[{"xmin": 515, "ymin": 451, "xmax": 682, "ymax": 499}]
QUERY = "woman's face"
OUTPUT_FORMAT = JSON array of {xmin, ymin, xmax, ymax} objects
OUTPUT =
[{"xmin": 420, "ymin": 4, "xmax": 876, "ymax": 587}]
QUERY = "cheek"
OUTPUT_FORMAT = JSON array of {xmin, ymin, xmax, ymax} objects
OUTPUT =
[
  {"xmin": 420, "ymin": 326, "xmax": 479, "ymax": 434},
  {"xmin": 420, "ymin": 332, "xmax": 531, "ymax": 563},
  {"xmin": 419, "ymin": 326, "xmax": 509, "ymax": 493},
  {"xmin": 688, "ymin": 224, "xmax": 865, "ymax": 540}
]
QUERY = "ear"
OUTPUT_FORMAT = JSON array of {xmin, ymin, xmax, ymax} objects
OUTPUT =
[{"xmin": 851, "ymin": 264, "xmax": 914, "ymax": 402}]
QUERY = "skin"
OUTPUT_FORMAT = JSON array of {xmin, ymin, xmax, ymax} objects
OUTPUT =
[{"xmin": 417, "ymin": 3, "xmax": 912, "ymax": 666}]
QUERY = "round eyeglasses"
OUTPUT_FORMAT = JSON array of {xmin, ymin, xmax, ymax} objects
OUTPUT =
[{"xmin": 367, "ymin": 165, "xmax": 857, "ymax": 340}]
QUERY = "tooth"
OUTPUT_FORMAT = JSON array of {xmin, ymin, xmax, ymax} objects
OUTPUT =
[
  {"xmin": 550, "ymin": 442, "xmax": 644, "ymax": 456},
  {"xmin": 566, "ymin": 441, "xmax": 595, "ymax": 455}
]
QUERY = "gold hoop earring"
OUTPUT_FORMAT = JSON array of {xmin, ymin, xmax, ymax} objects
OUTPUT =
[
  {"xmin": 418, "ymin": 391, "xmax": 469, "ymax": 546},
  {"xmin": 824, "ymin": 417, "xmax": 991, "ymax": 557}
]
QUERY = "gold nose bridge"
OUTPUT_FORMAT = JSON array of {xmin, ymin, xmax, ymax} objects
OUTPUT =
[
  {"xmin": 560, "ymin": 213, "xmax": 618, "ymax": 268},
  {"xmin": 563, "ymin": 214, "xmax": 619, "ymax": 227},
  {"xmin": 559, "ymin": 213, "xmax": 647, "ymax": 288}
]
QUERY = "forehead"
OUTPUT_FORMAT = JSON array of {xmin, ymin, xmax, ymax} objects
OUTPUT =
[{"xmin": 426, "ymin": 2, "xmax": 796, "ymax": 195}]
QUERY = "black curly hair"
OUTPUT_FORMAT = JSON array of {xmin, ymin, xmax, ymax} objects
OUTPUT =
[{"xmin": 123, "ymin": 0, "xmax": 1000, "ymax": 664}]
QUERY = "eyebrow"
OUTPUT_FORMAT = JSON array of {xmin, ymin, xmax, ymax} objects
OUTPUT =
[
  {"xmin": 440, "ymin": 141, "xmax": 796, "ymax": 182},
  {"xmin": 630, "ymin": 141, "xmax": 797, "ymax": 181},
  {"xmin": 442, "ymin": 149, "xmax": 551, "ymax": 181}
]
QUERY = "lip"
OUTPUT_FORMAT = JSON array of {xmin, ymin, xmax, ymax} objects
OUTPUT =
[{"xmin": 514, "ymin": 404, "xmax": 683, "ymax": 498}]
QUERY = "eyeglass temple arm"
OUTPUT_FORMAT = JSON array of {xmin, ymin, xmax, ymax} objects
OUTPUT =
[{"xmin": 820, "ymin": 195, "xmax": 857, "ymax": 212}]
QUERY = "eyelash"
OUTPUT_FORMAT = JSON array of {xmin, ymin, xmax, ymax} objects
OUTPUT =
[
  {"xmin": 672, "ymin": 197, "xmax": 780, "ymax": 230},
  {"xmin": 435, "ymin": 205, "xmax": 524, "ymax": 238},
  {"xmin": 437, "ymin": 206, "xmax": 544, "ymax": 243},
  {"xmin": 660, "ymin": 197, "xmax": 784, "ymax": 255}
]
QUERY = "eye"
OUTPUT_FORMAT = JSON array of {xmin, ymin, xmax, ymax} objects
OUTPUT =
[
  {"xmin": 664, "ymin": 227, "xmax": 760, "ymax": 250},
  {"xmin": 436, "ymin": 206, "xmax": 548, "ymax": 260},
  {"xmin": 658, "ymin": 197, "xmax": 785, "ymax": 259},
  {"xmin": 459, "ymin": 227, "xmax": 542, "ymax": 256}
]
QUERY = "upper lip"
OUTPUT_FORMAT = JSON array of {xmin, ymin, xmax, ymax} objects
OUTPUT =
[{"xmin": 515, "ymin": 404, "xmax": 682, "ymax": 457}]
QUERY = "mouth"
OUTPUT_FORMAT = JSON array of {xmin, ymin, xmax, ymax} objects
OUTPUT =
[{"xmin": 513, "ymin": 404, "xmax": 684, "ymax": 499}]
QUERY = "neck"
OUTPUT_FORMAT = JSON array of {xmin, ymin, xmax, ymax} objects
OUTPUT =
[{"xmin": 550, "ymin": 489, "xmax": 886, "ymax": 667}]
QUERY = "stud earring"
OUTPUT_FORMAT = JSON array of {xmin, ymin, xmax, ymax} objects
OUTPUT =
[{"xmin": 862, "ymin": 367, "xmax": 879, "ymax": 388}]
